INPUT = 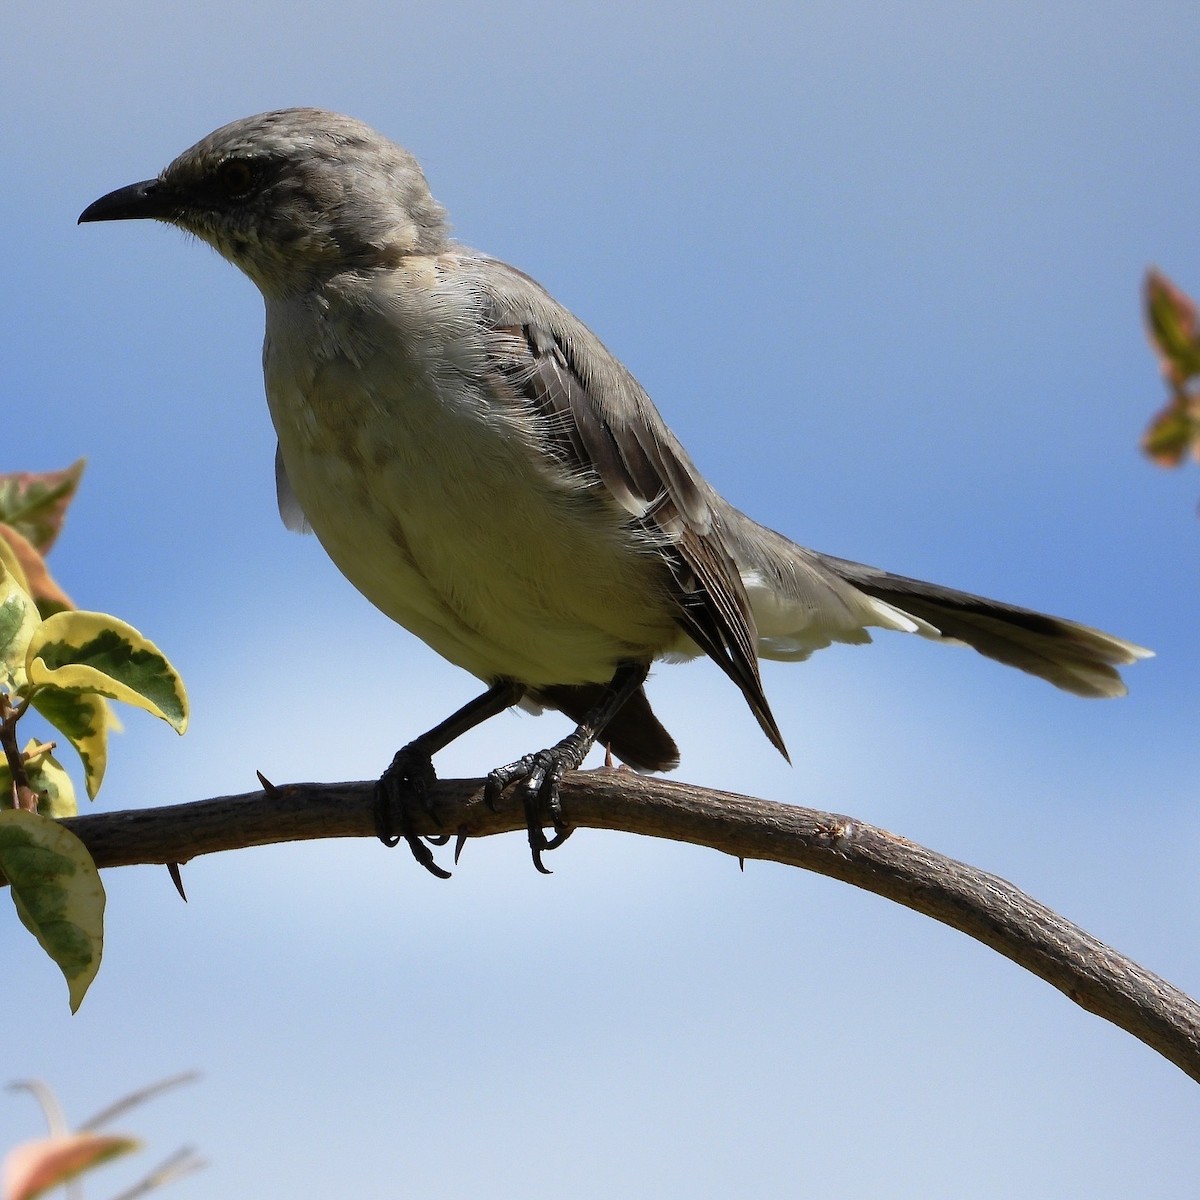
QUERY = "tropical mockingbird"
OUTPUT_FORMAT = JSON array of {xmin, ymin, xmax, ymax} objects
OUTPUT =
[{"xmin": 79, "ymin": 109, "xmax": 1151, "ymax": 875}]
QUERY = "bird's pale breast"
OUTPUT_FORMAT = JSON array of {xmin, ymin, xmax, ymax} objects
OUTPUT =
[{"xmin": 262, "ymin": 277, "xmax": 683, "ymax": 686}]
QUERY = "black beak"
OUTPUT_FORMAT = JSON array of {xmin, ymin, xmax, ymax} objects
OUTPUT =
[{"xmin": 78, "ymin": 179, "xmax": 172, "ymax": 224}]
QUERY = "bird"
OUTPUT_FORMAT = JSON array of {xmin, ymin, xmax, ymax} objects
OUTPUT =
[{"xmin": 79, "ymin": 108, "xmax": 1151, "ymax": 876}]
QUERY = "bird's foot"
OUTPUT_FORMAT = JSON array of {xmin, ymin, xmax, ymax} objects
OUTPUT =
[
  {"xmin": 374, "ymin": 743, "xmax": 451, "ymax": 879},
  {"xmin": 484, "ymin": 729, "xmax": 591, "ymax": 873}
]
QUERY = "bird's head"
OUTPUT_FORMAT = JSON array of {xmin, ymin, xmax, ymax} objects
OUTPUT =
[{"xmin": 79, "ymin": 108, "xmax": 450, "ymax": 296}]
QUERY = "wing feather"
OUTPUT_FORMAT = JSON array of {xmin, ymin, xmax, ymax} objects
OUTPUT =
[{"xmin": 476, "ymin": 259, "xmax": 787, "ymax": 757}]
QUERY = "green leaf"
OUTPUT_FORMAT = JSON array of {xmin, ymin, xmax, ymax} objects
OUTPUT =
[
  {"xmin": 1142, "ymin": 395, "xmax": 1200, "ymax": 467},
  {"xmin": 0, "ymin": 741, "xmax": 78, "ymax": 817},
  {"xmin": 25, "ymin": 611, "xmax": 189, "ymax": 733},
  {"xmin": 0, "ymin": 461, "xmax": 85, "ymax": 555},
  {"xmin": 0, "ymin": 809, "xmax": 104, "ymax": 1012},
  {"xmin": 1145, "ymin": 269, "xmax": 1200, "ymax": 383},
  {"xmin": 30, "ymin": 688, "xmax": 108, "ymax": 799},
  {"xmin": 0, "ymin": 561, "xmax": 40, "ymax": 694}
]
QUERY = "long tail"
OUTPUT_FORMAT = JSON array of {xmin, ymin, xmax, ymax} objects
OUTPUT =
[{"xmin": 723, "ymin": 513, "xmax": 1152, "ymax": 699}]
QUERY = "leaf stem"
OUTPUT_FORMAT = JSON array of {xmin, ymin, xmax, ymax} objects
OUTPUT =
[{"xmin": 0, "ymin": 690, "xmax": 37, "ymax": 809}]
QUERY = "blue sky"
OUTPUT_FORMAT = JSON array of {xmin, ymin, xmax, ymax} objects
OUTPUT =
[{"xmin": 5, "ymin": 3, "xmax": 1200, "ymax": 1196}]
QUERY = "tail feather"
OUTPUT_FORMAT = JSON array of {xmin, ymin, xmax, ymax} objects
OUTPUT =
[
  {"xmin": 530, "ymin": 517, "xmax": 1149, "ymax": 774},
  {"xmin": 535, "ymin": 681, "xmax": 681, "ymax": 772},
  {"xmin": 722, "ymin": 512, "xmax": 1151, "ymax": 699},
  {"xmin": 820, "ymin": 554, "xmax": 1152, "ymax": 698}
]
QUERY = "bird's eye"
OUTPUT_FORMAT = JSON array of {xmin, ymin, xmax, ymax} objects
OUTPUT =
[{"xmin": 215, "ymin": 158, "xmax": 258, "ymax": 199}]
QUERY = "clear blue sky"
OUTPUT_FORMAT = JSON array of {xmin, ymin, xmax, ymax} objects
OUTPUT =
[{"xmin": 5, "ymin": 3, "xmax": 1200, "ymax": 1196}]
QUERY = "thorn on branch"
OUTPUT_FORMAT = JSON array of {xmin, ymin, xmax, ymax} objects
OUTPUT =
[{"xmin": 167, "ymin": 862, "xmax": 188, "ymax": 902}]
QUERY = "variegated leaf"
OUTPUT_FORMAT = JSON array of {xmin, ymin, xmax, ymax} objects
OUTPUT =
[
  {"xmin": 29, "ymin": 688, "xmax": 108, "ymax": 799},
  {"xmin": 26, "ymin": 611, "xmax": 188, "ymax": 733},
  {"xmin": 0, "ymin": 808, "xmax": 104, "ymax": 1011}
]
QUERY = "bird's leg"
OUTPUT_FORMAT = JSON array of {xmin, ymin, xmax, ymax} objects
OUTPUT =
[
  {"xmin": 376, "ymin": 680, "xmax": 523, "ymax": 878},
  {"xmin": 484, "ymin": 661, "xmax": 649, "ymax": 873}
]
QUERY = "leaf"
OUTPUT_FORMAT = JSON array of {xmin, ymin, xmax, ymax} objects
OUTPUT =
[
  {"xmin": 0, "ymin": 532, "xmax": 32, "ymax": 595},
  {"xmin": 25, "ymin": 611, "xmax": 189, "ymax": 734},
  {"xmin": 0, "ymin": 742, "xmax": 78, "ymax": 817},
  {"xmin": 0, "ymin": 461, "xmax": 85, "ymax": 555},
  {"xmin": 27, "ymin": 749, "xmax": 77, "ymax": 819},
  {"xmin": 3, "ymin": 1132, "xmax": 139, "ymax": 1200},
  {"xmin": 0, "ymin": 562, "xmax": 40, "ymax": 695},
  {"xmin": 1145, "ymin": 268, "xmax": 1200, "ymax": 384},
  {"xmin": 0, "ymin": 809, "xmax": 105, "ymax": 1012},
  {"xmin": 30, "ymin": 688, "xmax": 108, "ymax": 800},
  {"xmin": 0, "ymin": 523, "xmax": 73, "ymax": 618},
  {"xmin": 1141, "ymin": 394, "xmax": 1200, "ymax": 467}
]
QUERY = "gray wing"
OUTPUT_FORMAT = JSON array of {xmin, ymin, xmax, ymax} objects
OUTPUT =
[
  {"xmin": 473, "ymin": 257, "xmax": 788, "ymax": 758},
  {"xmin": 275, "ymin": 443, "xmax": 311, "ymax": 534}
]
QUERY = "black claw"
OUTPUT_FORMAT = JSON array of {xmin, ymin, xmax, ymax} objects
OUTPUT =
[
  {"xmin": 401, "ymin": 824, "xmax": 452, "ymax": 880},
  {"xmin": 544, "ymin": 781, "xmax": 565, "ymax": 826},
  {"xmin": 543, "ymin": 825, "xmax": 573, "ymax": 851},
  {"xmin": 483, "ymin": 780, "xmax": 502, "ymax": 811},
  {"xmin": 525, "ymin": 811, "xmax": 553, "ymax": 875},
  {"xmin": 375, "ymin": 746, "xmax": 451, "ymax": 879},
  {"xmin": 373, "ymin": 782, "xmax": 402, "ymax": 848},
  {"xmin": 453, "ymin": 826, "xmax": 469, "ymax": 865},
  {"xmin": 484, "ymin": 754, "xmax": 533, "ymax": 809},
  {"xmin": 484, "ymin": 741, "xmax": 586, "ymax": 873},
  {"xmin": 479, "ymin": 662, "xmax": 635, "ymax": 871}
]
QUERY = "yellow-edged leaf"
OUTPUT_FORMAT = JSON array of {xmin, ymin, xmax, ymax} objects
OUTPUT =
[
  {"xmin": 0, "ymin": 809, "xmax": 104, "ymax": 1011},
  {"xmin": 0, "ymin": 562, "xmax": 40, "ymax": 695},
  {"xmin": 3, "ymin": 1133, "xmax": 139, "ymax": 1200},
  {"xmin": 0, "ymin": 742, "xmax": 78, "ymax": 817},
  {"xmin": 25, "ymin": 611, "xmax": 188, "ymax": 734},
  {"xmin": 30, "ymin": 688, "xmax": 108, "ymax": 799},
  {"xmin": 0, "ymin": 530, "xmax": 32, "ymax": 595}
]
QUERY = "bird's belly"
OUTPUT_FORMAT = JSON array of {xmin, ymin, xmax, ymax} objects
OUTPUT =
[{"xmin": 269, "ymin": 370, "xmax": 679, "ymax": 686}]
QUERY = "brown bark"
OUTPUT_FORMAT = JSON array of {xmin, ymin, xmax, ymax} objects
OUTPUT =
[{"xmin": 12, "ymin": 769, "xmax": 1198, "ymax": 1084}]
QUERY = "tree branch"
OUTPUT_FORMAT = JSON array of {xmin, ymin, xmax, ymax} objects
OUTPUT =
[{"xmin": 18, "ymin": 771, "xmax": 1200, "ymax": 1083}]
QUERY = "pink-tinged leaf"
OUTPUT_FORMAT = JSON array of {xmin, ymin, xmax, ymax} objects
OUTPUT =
[
  {"xmin": 0, "ymin": 525, "xmax": 73, "ymax": 618},
  {"xmin": 3, "ymin": 1132, "xmax": 139, "ymax": 1200},
  {"xmin": 1145, "ymin": 269, "xmax": 1200, "ymax": 384},
  {"xmin": 0, "ymin": 462, "xmax": 85, "ymax": 555},
  {"xmin": 1141, "ymin": 394, "xmax": 1200, "ymax": 467}
]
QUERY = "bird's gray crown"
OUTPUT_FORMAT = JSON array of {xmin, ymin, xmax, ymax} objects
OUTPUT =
[{"xmin": 149, "ymin": 108, "xmax": 450, "ymax": 294}]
